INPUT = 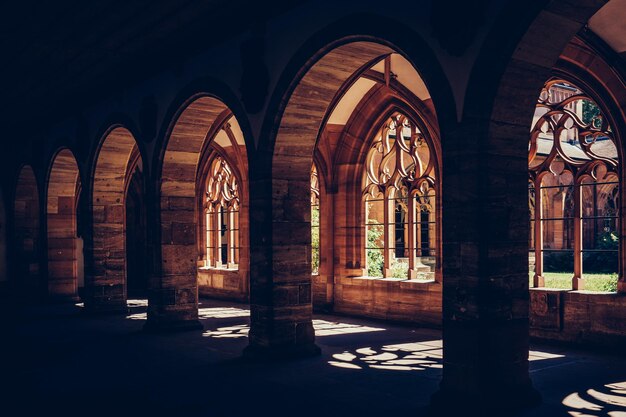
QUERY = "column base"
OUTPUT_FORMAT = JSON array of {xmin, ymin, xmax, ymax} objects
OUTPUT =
[
  {"xmin": 430, "ymin": 383, "xmax": 541, "ymax": 416},
  {"xmin": 242, "ymin": 342, "xmax": 321, "ymax": 361},
  {"xmin": 143, "ymin": 319, "xmax": 203, "ymax": 333},
  {"xmin": 572, "ymin": 276, "xmax": 585, "ymax": 291},
  {"xmin": 617, "ymin": 280, "xmax": 626, "ymax": 294}
]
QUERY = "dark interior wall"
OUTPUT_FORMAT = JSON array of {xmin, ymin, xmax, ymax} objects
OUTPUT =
[
  {"xmin": 0, "ymin": 0, "xmax": 509, "ymax": 184},
  {"xmin": 0, "ymin": 186, "xmax": 7, "ymax": 282}
]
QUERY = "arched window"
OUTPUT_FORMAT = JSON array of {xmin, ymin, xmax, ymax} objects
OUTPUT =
[
  {"xmin": 205, "ymin": 155, "xmax": 240, "ymax": 269},
  {"xmin": 363, "ymin": 112, "xmax": 437, "ymax": 279},
  {"xmin": 311, "ymin": 164, "xmax": 320, "ymax": 275},
  {"xmin": 529, "ymin": 79, "xmax": 619, "ymax": 291}
]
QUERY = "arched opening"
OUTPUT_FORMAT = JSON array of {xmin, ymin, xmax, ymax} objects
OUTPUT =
[
  {"xmin": 13, "ymin": 165, "xmax": 40, "ymax": 295},
  {"xmin": 89, "ymin": 127, "xmax": 143, "ymax": 312},
  {"xmin": 249, "ymin": 41, "xmax": 442, "ymax": 355},
  {"xmin": 529, "ymin": 79, "xmax": 619, "ymax": 292},
  {"xmin": 47, "ymin": 149, "xmax": 81, "ymax": 301},
  {"xmin": 151, "ymin": 96, "xmax": 249, "ymax": 331},
  {"xmin": 310, "ymin": 53, "xmax": 442, "ymax": 323}
]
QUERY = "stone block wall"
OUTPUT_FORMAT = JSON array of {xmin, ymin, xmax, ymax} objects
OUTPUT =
[
  {"xmin": 530, "ymin": 288, "xmax": 626, "ymax": 347},
  {"xmin": 198, "ymin": 268, "xmax": 248, "ymax": 302}
]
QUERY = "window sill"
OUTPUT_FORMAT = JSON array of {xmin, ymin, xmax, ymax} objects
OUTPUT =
[
  {"xmin": 353, "ymin": 276, "xmax": 437, "ymax": 283},
  {"xmin": 198, "ymin": 266, "xmax": 239, "ymax": 272},
  {"xmin": 530, "ymin": 287, "xmax": 617, "ymax": 295},
  {"xmin": 344, "ymin": 276, "xmax": 440, "ymax": 290}
]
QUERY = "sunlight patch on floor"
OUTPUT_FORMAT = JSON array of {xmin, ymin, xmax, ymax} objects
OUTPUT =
[
  {"xmin": 203, "ymin": 324, "xmax": 249, "ymax": 338},
  {"xmin": 328, "ymin": 340, "xmax": 443, "ymax": 372},
  {"xmin": 563, "ymin": 381, "xmax": 626, "ymax": 416},
  {"xmin": 198, "ymin": 307, "xmax": 250, "ymax": 319},
  {"xmin": 529, "ymin": 350, "xmax": 565, "ymax": 361},
  {"xmin": 312, "ymin": 319, "xmax": 385, "ymax": 336}
]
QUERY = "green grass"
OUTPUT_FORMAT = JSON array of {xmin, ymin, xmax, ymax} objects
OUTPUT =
[{"xmin": 529, "ymin": 272, "xmax": 617, "ymax": 292}]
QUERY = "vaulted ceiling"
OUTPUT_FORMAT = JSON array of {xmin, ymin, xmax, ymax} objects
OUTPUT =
[
  {"xmin": 0, "ymin": 0, "xmax": 624, "ymax": 142},
  {"xmin": 0, "ymin": 0, "xmax": 305, "ymax": 133}
]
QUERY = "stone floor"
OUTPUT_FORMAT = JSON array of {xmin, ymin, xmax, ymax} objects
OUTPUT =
[{"xmin": 1, "ymin": 298, "xmax": 625, "ymax": 417}]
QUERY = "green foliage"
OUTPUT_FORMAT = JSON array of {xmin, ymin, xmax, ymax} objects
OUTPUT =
[
  {"xmin": 582, "ymin": 100, "xmax": 601, "ymax": 127},
  {"xmin": 366, "ymin": 224, "xmax": 384, "ymax": 277},
  {"xmin": 583, "ymin": 231, "xmax": 618, "ymax": 273},
  {"xmin": 389, "ymin": 258, "xmax": 408, "ymax": 279},
  {"xmin": 596, "ymin": 230, "xmax": 619, "ymax": 250},
  {"xmin": 311, "ymin": 207, "xmax": 320, "ymax": 274},
  {"xmin": 600, "ymin": 275, "xmax": 618, "ymax": 292},
  {"xmin": 529, "ymin": 272, "xmax": 618, "ymax": 292}
]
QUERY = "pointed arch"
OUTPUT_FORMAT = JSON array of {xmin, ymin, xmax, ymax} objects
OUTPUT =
[
  {"xmin": 89, "ymin": 126, "xmax": 142, "ymax": 311},
  {"xmin": 152, "ymin": 95, "xmax": 249, "ymax": 330}
]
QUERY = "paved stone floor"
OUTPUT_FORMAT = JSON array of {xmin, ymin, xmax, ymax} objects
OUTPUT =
[{"xmin": 1, "ymin": 298, "xmax": 625, "ymax": 417}]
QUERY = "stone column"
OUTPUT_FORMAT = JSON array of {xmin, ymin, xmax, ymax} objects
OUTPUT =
[
  {"xmin": 244, "ymin": 161, "xmax": 320, "ymax": 359},
  {"xmin": 432, "ymin": 119, "xmax": 541, "ymax": 413}
]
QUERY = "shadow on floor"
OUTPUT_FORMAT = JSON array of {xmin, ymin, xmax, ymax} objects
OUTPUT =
[{"xmin": 1, "ymin": 298, "xmax": 625, "ymax": 417}]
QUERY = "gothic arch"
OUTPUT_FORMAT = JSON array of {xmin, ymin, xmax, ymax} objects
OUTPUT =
[
  {"xmin": 248, "ymin": 34, "xmax": 447, "ymax": 355},
  {"xmin": 46, "ymin": 148, "xmax": 81, "ymax": 301},
  {"xmin": 151, "ymin": 94, "xmax": 249, "ymax": 330},
  {"xmin": 433, "ymin": 0, "xmax": 608, "ymax": 410},
  {"xmin": 88, "ymin": 126, "xmax": 143, "ymax": 312}
]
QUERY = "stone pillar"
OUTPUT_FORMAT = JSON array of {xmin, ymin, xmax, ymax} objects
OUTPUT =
[
  {"xmin": 47, "ymin": 198, "xmax": 80, "ymax": 301},
  {"xmin": 432, "ymin": 118, "xmax": 540, "ymax": 412},
  {"xmin": 144, "ymin": 191, "xmax": 202, "ymax": 332},
  {"xmin": 244, "ymin": 165, "xmax": 320, "ymax": 359}
]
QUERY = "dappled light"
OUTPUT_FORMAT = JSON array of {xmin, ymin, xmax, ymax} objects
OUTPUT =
[
  {"xmin": 328, "ymin": 340, "xmax": 443, "ymax": 371},
  {"xmin": 198, "ymin": 307, "xmax": 250, "ymax": 319},
  {"xmin": 529, "ymin": 350, "xmax": 565, "ymax": 361},
  {"xmin": 312, "ymin": 319, "xmax": 385, "ymax": 336},
  {"xmin": 127, "ymin": 299, "xmax": 148, "ymax": 308},
  {"xmin": 200, "ymin": 317, "xmax": 386, "ymax": 340},
  {"xmin": 563, "ymin": 381, "xmax": 626, "ymax": 416},
  {"xmin": 203, "ymin": 324, "xmax": 249, "ymax": 339}
]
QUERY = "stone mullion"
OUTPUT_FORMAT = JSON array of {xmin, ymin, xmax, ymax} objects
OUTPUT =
[
  {"xmin": 572, "ymin": 181, "xmax": 584, "ymax": 290},
  {"xmin": 228, "ymin": 208, "xmax": 236, "ymax": 267},
  {"xmin": 213, "ymin": 209, "xmax": 220, "ymax": 267},
  {"xmin": 383, "ymin": 193, "xmax": 392, "ymax": 277},
  {"xmin": 533, "ymin": 177, "xmax": 544, "ymax": 287},
  {"xmin": 205, "ymin": 209, "xmax": 211, "ymax": 267},
  {"xmin": 407, "ymin": 194, "xmax": 416, "ymax": 279},
  {"xmin": 216, "ymin": 206, "xmax": 224, "ymax": 267}
]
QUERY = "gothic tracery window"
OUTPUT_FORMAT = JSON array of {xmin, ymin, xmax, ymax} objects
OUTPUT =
[
  {"xmin": 205, "ymin": 155, "xmax": 240, "ymax": 269},
  {"xmin": 529, "ymin": 79, "xmax": 619, "ymax": 290},
  {"xmin": 363, "ymin": 112, "xmax": 437, "ymax": 279}
]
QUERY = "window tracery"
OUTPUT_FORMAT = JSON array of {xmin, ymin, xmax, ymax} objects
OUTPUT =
[
  {"xmin": 363, "ymin": 112, "xmax": 437, "ymax": 279},
  {"xmin": 205, "ymin": 155, "xmax": 240, "ymax": 269},
  {"xmin": 529, "ymin": 79, "xmax": 619, "ymax": 290}
]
